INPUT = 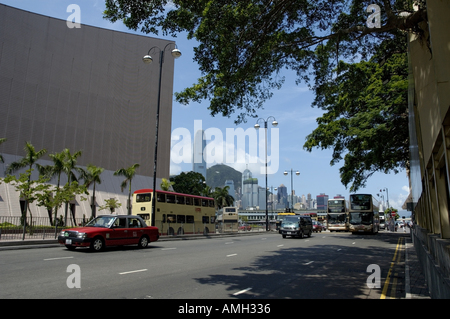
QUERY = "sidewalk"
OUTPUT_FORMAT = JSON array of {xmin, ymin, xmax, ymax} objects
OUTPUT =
[{"xmin": 404, "ymin": 232, "xmax": 430, "ymax": 298}]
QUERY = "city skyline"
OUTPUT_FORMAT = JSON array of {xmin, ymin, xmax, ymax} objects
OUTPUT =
[{"xmin": 0, "ymin": 0, "xmax": 411, "ymax": 213}]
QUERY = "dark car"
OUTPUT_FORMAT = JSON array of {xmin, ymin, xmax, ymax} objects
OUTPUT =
[
  {"xmin": 312, "ymin": 221, "xmax": 323, "ymax": 233},
  {"xmin": 280, "ymin": 215, "xmax": 313, "ymax": 238},
  {"xmin": 58, "ymin": 215, "xmax": 159, "ymax": 251}
]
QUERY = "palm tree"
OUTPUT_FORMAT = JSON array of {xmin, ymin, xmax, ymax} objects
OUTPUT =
[
  {"xmin": 39, "ymin": 150, "xmax": 66, "ymax": 225},
  {"xmin": 61, "ymin": 149, "xmax": 84, "ymax": 226},
  {"xmin": 160, "ymin": 178, "xmax": 174, "ymax": 191},
  {"xmin": 213, "ymin": 186, "xmax": 235, "ymax": 210},
  {"xmin": 6, "ymin": 142, "xmax": 47, "ymax": 238},
  {"xmin": 0, "ymin": 138, "xmax": 6, "ymax": 163},
  {"xmin": 114, "ymin": 163, "xmax": 140, "ymax": 215},
  {"xmin": 84, "ymin": 164, "xmax": 104, "ymax": 218}
]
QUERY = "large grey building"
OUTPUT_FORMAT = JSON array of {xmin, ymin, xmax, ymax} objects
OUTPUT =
[{"xmin": 0, "ymin": 4, "xmax": 176, "ymax": 220}]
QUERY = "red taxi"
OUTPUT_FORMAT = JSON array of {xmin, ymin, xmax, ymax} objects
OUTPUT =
[{"xmin": 58, "ymin": 215, "xmax": 159, "ymax": 251}]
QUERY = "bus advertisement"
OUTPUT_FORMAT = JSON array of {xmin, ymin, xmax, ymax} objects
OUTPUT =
[
  {"xmin": 348, "ymin": 194, "xmax": 380, "ymax": 234},
  {"xmin": 132, "ymin": 189, "xmax": 216, "ymax": 236},
  {"xmin": 218, "ymin": 207, "xmax": 239, "ymax": 232},
  {"xmin": 327, "ymin": 198, "xmax": 349, "ymax": 232}
]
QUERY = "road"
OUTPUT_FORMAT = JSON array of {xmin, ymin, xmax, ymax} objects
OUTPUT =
[{"xmin": 0, "ymin": 230, "xmax": 407, "ymax": 300}]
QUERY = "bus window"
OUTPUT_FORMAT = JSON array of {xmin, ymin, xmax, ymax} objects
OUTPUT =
[
  {"xmin": 186, "ymin": 215, "xmax": 194, "ymax": 223},
  {"xmin": 166, "ymin": 194, "xmax": 176, "ymax": 204},
  {"xmin": 208, "ymin": 200, "xmax": 215, "ymax": 207},
  {"xmin": 167, "ymin": 214, "xmax": 176, "ymax": 223},
  {"xmin": 210, "ymin": 216, "xmax": 215, "ymax": 223},
  {"xmin": 202, "ymin": 216, "xmax": 209, "ymax": 224},
  {"xmin": 138, "ymin": 213, "xmax": 150, "ymax": 221},
  {"xmin": 177, "ymin": 196, "xmax": 185, "ymax": 204},
  {"xmin": 177, "ymin": 215, "xmax": 186, "ymax": 223},
  {"xmin": 157, "ymin": 193, "xmax": 165, "ymax": 202},
  {"xmin": 202, "ymin": 199, "xmax": 208, "ymax": 207},
  {"xmin": 136, "ymin": 194, "xmax": 151, "ymax": 202},
  {"xmin": 185, "ymin": 197, "xmax": 192, "ymax": 205},
  {"xmin": 194, "ymin": 198, "xmax": 201, "ymax": 206}
]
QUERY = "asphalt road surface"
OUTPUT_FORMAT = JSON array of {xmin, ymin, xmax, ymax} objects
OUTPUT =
[{"xmin": 0, "ymin": 230, "xmax": 407, "ymax": 300}]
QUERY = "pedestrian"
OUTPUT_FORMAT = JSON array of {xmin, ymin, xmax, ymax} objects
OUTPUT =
[{"xmin": 403, "ymin": 219, "xmax": 406, "ymax": 232}]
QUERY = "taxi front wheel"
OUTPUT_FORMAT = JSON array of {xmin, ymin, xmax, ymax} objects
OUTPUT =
[{"xmin": 90, "ymin": 237, "xmax": 104, "ymax": 252}]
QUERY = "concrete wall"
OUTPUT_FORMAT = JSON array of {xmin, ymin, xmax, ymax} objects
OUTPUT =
[
  {"xmin": 0, "ymin": 4, "xmax": 174, "ymax": 177},
  {"xmin": 0, "ymin": 4, "xmax": 176, "ymax": 220},
  {"xmin": 408, "ymin": 0, "xmax": 450, "ymax": 298}
]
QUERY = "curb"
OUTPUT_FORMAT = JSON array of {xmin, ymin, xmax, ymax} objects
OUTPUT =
[{"xmin": 0, "ymin": 230, "xmax": 274, "ymax": 250}]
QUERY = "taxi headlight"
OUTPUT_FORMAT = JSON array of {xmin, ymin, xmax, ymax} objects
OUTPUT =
[
  {"xmin": 60, "ymin": 231, "xmax": 66, "ymax": 237},
  {"xmin": 77, "ymin": 232, "xmax": 87, "ymax": 239}
]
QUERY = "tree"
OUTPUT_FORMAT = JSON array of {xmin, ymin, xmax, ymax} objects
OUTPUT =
[
  {"xmin": 170, "ymin": 171, "xmax": 205, "ymax": 195},
  {"xmin": 213, "ymin": 186, "xmax": 234, "ymax": 210},
  {"xmin": 6, "ymin": 142, "xmax": 47, "ymax": 235},
  {"xmin": 114, "ymin": 163, "xmax": 140, "ymax": 215},
  {"xmin": 303, "ymin": 33, "xmax": 409, "ymax": 191},
  {"xmin": 103, "ymin": 0, "xmax": 427, "ymax": 123},
  {"xmin": 60, "ymin": 149, "xmax": 84, "ymax": 226},
  {"xmin": 104, "ymin": 0, "xmax": 425, "ymax": 191},
  {"xmin": 98, "ymin": 198, "xmax": 122, "ymax": 214},
  {"xmin": 39, "ymin": 150, "xmax": 67, "ymax": 224},
  {"xmin": 160, "ymin": 178, "xmax": 174, "ymax": 191},
  {"xmin": 84, "ymin": 164, "xmax": 104, "ymax": 218}
]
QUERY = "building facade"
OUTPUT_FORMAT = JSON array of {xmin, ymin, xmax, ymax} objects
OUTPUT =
[
  {"xmin": 407, "ymin": 1, "xmax": 450, "ymax": 298},
  {"xmin": 0, "ymin": 5, "xmax": 175, "ymax": 220}
]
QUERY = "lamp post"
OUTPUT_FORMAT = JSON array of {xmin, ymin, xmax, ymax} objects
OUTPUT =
[
  {"xmin": 380, "ymin": 188, "xmax": 390, "ymax": 210},
  {"xmin": 284, "ymin": 169, "xmax": 300, "ymax": 210},
  {"xmin": 143, "ymin": 43, "xmax": 181, "ymax": 226},
  {"xmin": 254, "ymin": 116, "xmax": 278, "ymax": 231}
]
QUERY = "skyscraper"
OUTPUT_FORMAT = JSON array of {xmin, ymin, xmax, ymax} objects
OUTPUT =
[
  {"xmin": 193, "ymin": 129, "xmax": 207, "ymax": 179},
  {"xmin": 316, "ymin": 193, "xmax": 329, "ymax": 211},
  {"xmin": 277, "ymin": 184, "xmax": 288, "ymax": 209},
  {"xmin": 242, "ymin": 168, "xmax": 258, "ymax": 209}
]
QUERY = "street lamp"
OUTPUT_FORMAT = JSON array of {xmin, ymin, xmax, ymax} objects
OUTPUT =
[
  {"xmin": 255, "ymin": 116, "xmax": 278, "ymax": 231},
  {"xmin": 143, "ymin": 43, "xmax": 181, "ymax": 226},
  {"xmin": 284, "ymin": 169, "xmax": 300, "ymax": 210}
]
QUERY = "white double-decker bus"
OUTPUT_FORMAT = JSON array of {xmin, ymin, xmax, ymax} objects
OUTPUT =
[
  {"xmin": 348, "ymin": 194, "xmax": 380, "ymax": 234},
  {"xmin": 218, "ymin": 207, "xmax": 239, "ymax": 233},
  {"xmin": 327, "ymin": 198, "xmax": 349, "ymax": 232}
]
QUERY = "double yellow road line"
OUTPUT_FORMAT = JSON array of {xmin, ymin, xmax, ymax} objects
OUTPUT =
[{"xmin": 380, "ymin": 237, "xmax": 404, "ymax": 299}]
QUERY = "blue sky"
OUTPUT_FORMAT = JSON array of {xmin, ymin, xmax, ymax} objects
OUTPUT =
[{"xmin": 0, "ymin": 0, "xmax": 411, "ymax": 213}]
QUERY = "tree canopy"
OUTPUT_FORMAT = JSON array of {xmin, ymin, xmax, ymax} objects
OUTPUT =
[
  {"xmin": 103, "ymin": 0, "xmax": 428, "ymax": 190},
  {"xmin": 104, "ymin": 0, "xmax": 426, "ymax": 122}
]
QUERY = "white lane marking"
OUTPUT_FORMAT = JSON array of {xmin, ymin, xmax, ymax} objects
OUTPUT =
[
  {"xmin": 44, "ymin": 257, "xmax": 74, "ymax": 261},
  {"xmin": 227, "ymin": 254, "xmax": 237, "ymax": 257},
  {"xmin": 261, "ymin": 238, "xmax": 267, "ymax": 240},
  {"xmin": 303, "ymin": 261, "xmax": 314, "ymax": 265},
  {"xmin": 337, "ymin": 249, "xmax": 342, "ymax": 251},
  {"xmin": 233, "ymin": 288, "xmax": 252, "ymax": 296},
  {"xmin": 161, "ymin": 248, "xmax": 177, "ymax": 250},
  {"xmin": 119, "ymin": 269, "xmax": 147, "ymax": 275},
  {"xmin": 277, "ymin": 245, "xmax": 284, "ymax": 247},
  {"xmin": 352, "ymin": 242, "xmax": 356, "ymax": 245},
  {"xmin": 225, "ymin": 242, "xmax": 234, "ymax": 244}
]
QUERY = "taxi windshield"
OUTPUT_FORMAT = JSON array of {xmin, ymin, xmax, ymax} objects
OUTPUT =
[{"xmin": 85, "ymin": 216, "xmax": 116, "ymax": 228}]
